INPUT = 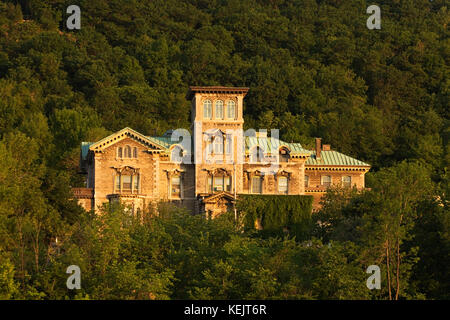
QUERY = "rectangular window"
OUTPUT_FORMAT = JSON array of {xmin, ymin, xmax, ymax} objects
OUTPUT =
[
  {"xmin": 224, "ymin": 176, "xmax": 231, "ymax": 192},
  {"xmin": 213, "ymin": 177, "xmax": 224, "ymax": 192},
  {"xmin": 251, "ymin": 176, "xmax": 262, "ymax": 194},
  {"xmin": 278, "ymin": 177, "xmax": 288, "ymax": 194},
  {"xmin": 171, "ymin": 176, "xmax": 181, "ymax": 197},
  {"xmin": 321, "ymin": 175, "xmax": 331, "ymax": 187},
  {"xmin": 207, "ymin": 176, "xmax": 213, "ymax": 193},
  {"xmin": 115, "ymin": 175, "xmax": 121, "ymax": 192},
  {"xmin": 342, "ymin": 176, "xmax": 352, "ymax": 188},
  {"xmin": 214, "ymin": 138, "xmax": 223, "ymax": 154},
  {"xmin": 304, "ymin": 175, "xmax": 309, "ymax": 187},
  {"xmin": 134, "ymin": 174, "xmax": 139, "ymax": 192},
  {"xmin": 122, "ymin": 175, "xmax": 132, "ymax": 191},
  {"xmin": 226, "ymin": 136, "xmax": 232, "ymax": 154}
]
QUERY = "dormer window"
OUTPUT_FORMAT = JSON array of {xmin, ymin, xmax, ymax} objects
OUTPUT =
[
  {"xmin": 203, "ymin": 100, "xmax": 212, "ymax": 119},
  {"xmin": 215, "ymin": 100, "xmax": 224, "ymax": 119},
  {"xmin": 250, "ymin": 146, "xmax": 264, "ymax": 163},
  {"xmin": 226, "ymin": 100, "xmax": 236, "ymax": 119},
  {"xmin": 279, "ymin": 147, "xmax": 289, "ymax": 162}
]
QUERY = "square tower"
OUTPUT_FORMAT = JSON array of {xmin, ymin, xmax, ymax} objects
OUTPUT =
[{"xmin": 186, "ymin": 86, "xmax": 249, "ymax": 198}]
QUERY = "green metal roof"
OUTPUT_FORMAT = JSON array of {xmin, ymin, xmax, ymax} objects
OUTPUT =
[
  {"xmin": 306, "ymin": 150, "xmax": 370, "ymax": 167},
  {"xmin": 244, "ymin": 136, "xmax": 310, "ymax": 155}
]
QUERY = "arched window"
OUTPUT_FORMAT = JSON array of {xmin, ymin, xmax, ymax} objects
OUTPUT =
[
  {"xmin": 304, "ymin": 175, "xmax": 309, "ymax": 187},
  {"xmin": 278, "ymin": 176, "xmax": 288, "ymax": 194},
  {"xmin": 226, "ymin": 100, "xmax": 236, "ymax": 119},
  {"xmin": 133, "ymin": 147, "xmax": 138, "ymax": 158},
  {"xmin": 342, "ymin": 176, "xmax": 352, "ymax": 188},
  {"xmin": 171, "ymin": 145, "xmax": 183, "ymax": 163},
  {"xmin": 250, "ymin": 146, "xmax": 264, "ymax": 163},
  {"xmin": 125, "ymin": 145, "xmax": 132, "ymax": 158},
  {"xmin": 118, "ymin": 147, "xmax": 123, "ymax": 158},
  {"xmin": 279, "ymin": 147, "xmax": 289, "ymax": 162},
  {"xmin": 203, "ymin": 100, "xmax": 212, "ymax": 119},
  {"xmin": 321, "ymin": 175, "xmax": 331, "ymax": 187},
  {"xmin": 215, "ymin": 100, "xmax": 224, "ymax": 119}
]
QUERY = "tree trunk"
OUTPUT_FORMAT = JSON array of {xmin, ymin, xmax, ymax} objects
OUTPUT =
[{"xmin": 386, "ymin": 239, "xmax": 392, "ymax": 300}]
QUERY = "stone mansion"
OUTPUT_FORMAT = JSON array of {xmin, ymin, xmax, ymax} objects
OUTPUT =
[{"xmin": 73, "ymin": 86, "xmax": 370, "ymax": 216}]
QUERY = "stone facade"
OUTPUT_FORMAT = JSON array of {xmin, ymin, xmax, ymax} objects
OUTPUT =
[{"xmin": 74, "ymin": 86, "xmax": 370, "ymax": 214}]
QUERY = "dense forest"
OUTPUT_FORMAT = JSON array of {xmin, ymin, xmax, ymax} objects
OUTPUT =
[{"xmin": 0, "ymin": 0, "xmax": 448, "ymax": 299}]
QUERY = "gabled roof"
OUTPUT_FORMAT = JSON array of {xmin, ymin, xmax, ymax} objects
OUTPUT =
[
  {"xmin": 203, "ymin": 191, "xmax": 236, "ymax": 203},
  {"xmin": 305, "ymin": 150, "xmax": 370, "ymax": 167},
  {"xmin": 81, "ymin": 127, "xmax": 183, "ymax": 160}
]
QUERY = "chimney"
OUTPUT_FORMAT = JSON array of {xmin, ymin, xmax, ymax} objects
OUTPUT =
[{"xmin": 315, "ymin": 138, "xmax": 322, "ymax": 159}]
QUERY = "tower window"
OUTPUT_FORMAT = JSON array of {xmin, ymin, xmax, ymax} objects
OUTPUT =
[
  {"xmin": 227, "ymin": 100, "xmax": 236, "ymax": 119},
  {"xmin": 215, "ymin": 100, "xmax": 224, "ymax": 119},
  {"xmin": 203, "ymin": 100, "xmax": 212, "ymax": 119},
  {"xmin": 213, "ymin": 136, "xmax": 223, "ymax": 154}
]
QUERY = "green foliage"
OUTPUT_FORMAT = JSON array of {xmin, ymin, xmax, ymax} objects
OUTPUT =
[
  {"xmin": 0, "ymin": 0, "xmax": 447, "ymax": 300},
  {"xmin": 237, "ymin": 195, "xmax": 313, "ymax": 240}
]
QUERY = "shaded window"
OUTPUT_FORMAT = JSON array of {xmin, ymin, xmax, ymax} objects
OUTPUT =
[
  {"xmin": 203, "ymin": 100, "xmax": 212, "ymax": 119},
  {"xmin": 321, "ymin": 175, "xmax": 331, "ymax": 187},
  {"xmin": 171, "ymin": 176, "xmax": 181, "ymax": 197},
  {"xmin": 278, "ymin": 176, "xmax": 288, "ymax": 194},
  {"xmin": 171, "ymin": 145, "xmax": 183, "ymax": 163},
  {"xmin": 122, "ymin": 175, "xmax": 132, "ymax": 191},
  {"xmin": 215, "ymin": 100, "xmax": 224, "ymax": 119},
  {"xmin": 304, "ymin": 175, "xmax": 309, "ymax": 187},
  {"xmin": 213, "ymin": 136, "xmax": 223, "ymax": 154},
  {"xmin": 225, "ymin": 136, "xmax": 232, "ymax": 154},
  {"xmin": 227, "ymin": 100, "xmax": 236, "ymax": 119},
  {"xmin": 213, "ymin": 176, "xmax": 231, "ymax": 192},
  {"xmin": 342, "ymin": 176, "xmax": 352, "ymax": 188},
  {"xmin": 250, "ymin": 147, "xmax": 264, "ymax": 163},
  {"xmin": 134, "ymin": 174, "xmax": 139, "ymax": 191},
  {"xmin": 251, "ymin": 176, "xmax": 262, "ymax": 194},
  {"xmin": 115, "ymin": 175, "xmax": 120, "ymax": 191},
  {"xmin": 133, "ymin": 147, "xmax": 138, "ymax": 158},
  {"xmin": 279, "ymin": 148, "xmax": 289, "ymax": 162},
  {"xmin": 208, "ymin": 176, "xmax": 213, "ymax": 193},
  {"xmin": 125, "ymin": 145, "xmax": 132, "ymax": 158},
  {"xmin": 118, "ymin": 147, "xmax": 123, "ymax": 158}
]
